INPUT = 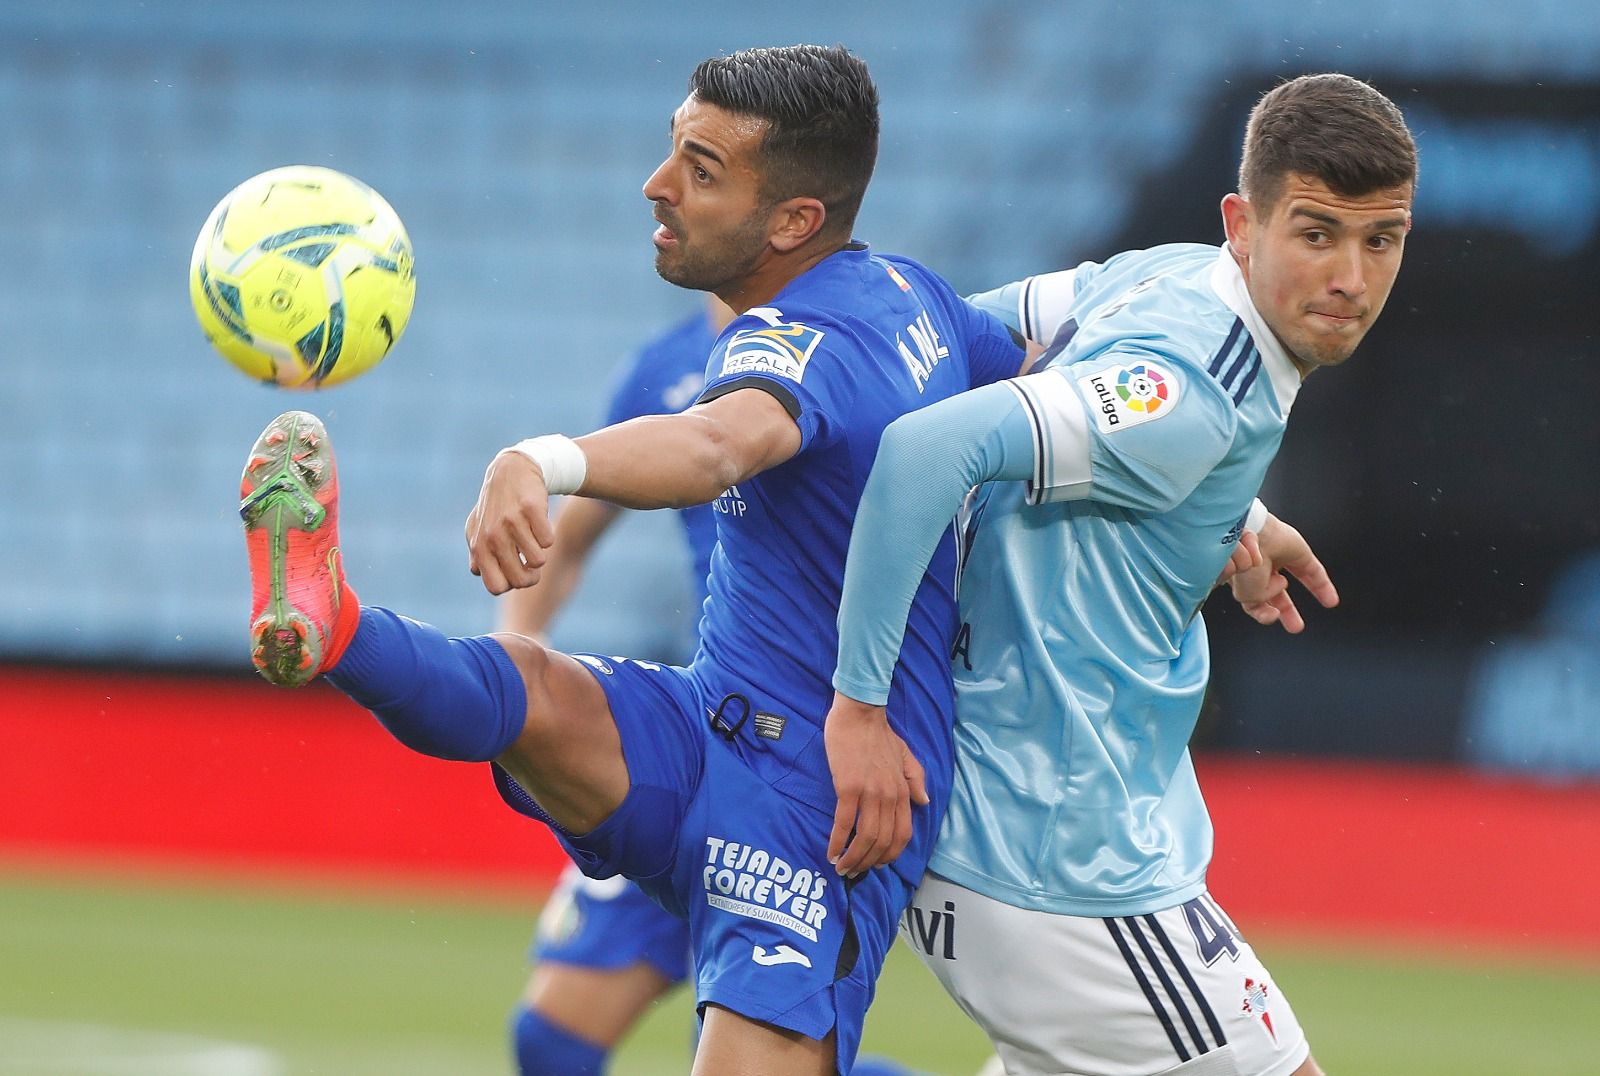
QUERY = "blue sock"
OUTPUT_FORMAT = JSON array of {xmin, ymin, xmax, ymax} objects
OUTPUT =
[
  {"xmin": 510, "ymin": 1006, "xmax": 607, "ymax": 1076},
  {"xmin": 327, "ymin": 606, "xmax": 527, "ymax": 761}
]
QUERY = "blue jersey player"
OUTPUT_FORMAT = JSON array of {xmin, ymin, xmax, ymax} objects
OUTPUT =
[
  {"xmin": 828, "ymin": 74, "xmax": 1416, "ymax": 1076},
  {"xmin": 500, "ymin": 298, "xmax": 928, "ymax": 1076},
  {"xmin": 499, "ymin": 298, "xmax": 724, "ymax": 1075},
  {"xmin": 240, "ymin": 46, "xmax": 1023, "ymax": 1075}
]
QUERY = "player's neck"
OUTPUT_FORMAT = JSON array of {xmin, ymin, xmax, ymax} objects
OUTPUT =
[{"xmin": 719, "ymin": 236, "xmax": 849, "ymax": 314}]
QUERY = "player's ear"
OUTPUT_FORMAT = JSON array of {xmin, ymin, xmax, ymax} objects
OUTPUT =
[
  {"xmin": 768, "ymin": 197, "xmax": 827, "ymax": 253},
  {"xmin": 1221, "ymin": 193, "xmax": 1252, "ymax": 260}
]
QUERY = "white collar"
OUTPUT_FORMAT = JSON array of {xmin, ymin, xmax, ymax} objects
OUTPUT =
[{"xmin": 1209, "ymin": 246, "xmax": 1301, "ymax": 415}]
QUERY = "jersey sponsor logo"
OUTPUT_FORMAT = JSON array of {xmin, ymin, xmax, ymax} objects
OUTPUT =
[
  {"xmin": 1078, "ymin": 361, "xmax": 1180, "ymax": 433},
  {"xmin": 1241, "ymin": 977, "xmax": 1278, "ymax": 1043},
  {"xmin": 702, "ymin": 836, "xmax": 830, "ymax": 942},
  {"xmin": 720, "ymin": 321, "xmax": 825, "ymax": 383},
  {"xmin": 713, "ymin": 485, "xmax": 747, "ymax": 517},
  {"xmin": 751, "ymin": 943, "xmax": 813, "ymax": 968},
  {"xmin": 901, "ymin": 898, "xmax": 957, "ymax": 961}
]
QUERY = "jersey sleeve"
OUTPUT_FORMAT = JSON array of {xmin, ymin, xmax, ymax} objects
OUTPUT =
[
  {"xmin": 954, "ymin": 294, "xmax": 1027, "ymax": 387},
  {"xmin": 832, "ymin": 383, "xmax": 1036, "ymax": 704},
  {"xmin": 1015, "ymin": 344, "xmax": 1237, "ymax": 511},
  {"xmin": 696, "ymin": 305, "xmax": 848, "ymax": 451},
  {"xmin": 966, "ymin": 263, "xmax": 1092, "ymax": 346}
]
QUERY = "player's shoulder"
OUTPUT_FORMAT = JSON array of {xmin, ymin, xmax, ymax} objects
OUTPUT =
[{"xmin": 713, "ymin": 303, "xmax": 839, "ymax": 386}]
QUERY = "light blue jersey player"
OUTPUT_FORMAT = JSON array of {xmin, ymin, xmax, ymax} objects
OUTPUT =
[
  {"xmin": 242, "ymin": 47, "xmax": 1024, "ymax": 1075},
  {"xmin": 828, "ymin": 74, "xmax": 1416, "ymax": 1076}
]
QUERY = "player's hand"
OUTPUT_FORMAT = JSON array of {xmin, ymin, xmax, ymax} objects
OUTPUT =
[
  {"xmin": 1215, "ymin": 526, "xmax": 1263, "ymax": 584},
  {"xmin": 824, "ymin": 692, "xmax": 928, "ymax": 877},
  {"xmin": 465, "ymin": 450, "xmax": 556, "ymax": 595},
  {"xmin": 1227, "ymin": 513, "xmax": 1339, "ymax": 633}
]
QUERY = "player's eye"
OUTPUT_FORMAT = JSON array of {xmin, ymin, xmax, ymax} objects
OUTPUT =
[
  {"xmin": 694, "ymin": 165, "xmax": 712, "ymax": 183},
  {"xmin": 1302, "ymin": 229, "xmax": 1330, "ymax": 246}
]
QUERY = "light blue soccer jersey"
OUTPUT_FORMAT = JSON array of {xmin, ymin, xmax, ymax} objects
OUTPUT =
[{"xmin": 834, "ymin": 243, "xmax": 1303, "ymax": 916}]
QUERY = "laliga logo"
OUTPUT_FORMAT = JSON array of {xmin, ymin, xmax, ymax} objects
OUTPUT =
[{"xmin": 1115, "ymin": 364, "xmax": 1170, "ymax": 414}]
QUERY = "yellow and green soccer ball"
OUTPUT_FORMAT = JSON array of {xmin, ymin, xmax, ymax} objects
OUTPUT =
[{"xmin": 189, "ymin": 165, "xmax": 415, "ymax": 389}]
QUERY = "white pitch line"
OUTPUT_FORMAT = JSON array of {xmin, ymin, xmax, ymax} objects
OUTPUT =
[{"xmin": 0, "ymin": 1017, "xmax": 285, "ymax": 1076}]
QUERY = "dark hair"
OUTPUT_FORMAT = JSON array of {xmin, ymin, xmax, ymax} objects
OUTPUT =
[
  {"xmin": 689, "ymin": 44, "xmax": 879, "ymax": 237},
  {"xmin": 1239, "ymin": 73, "xmax": 1418, "ymax": 212}
]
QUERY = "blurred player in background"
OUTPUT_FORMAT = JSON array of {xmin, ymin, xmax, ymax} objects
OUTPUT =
[
  {"xmin": 499, "ymin": 297, "xmax": 723, "ymax": 1075},
  {"xmin": 826, "ymin": 73, "xmax": 1415, "ymax": 1076},
  {"xmin": 243, "ymin": 44, "xmax": 1026, "ymax": 1075}
]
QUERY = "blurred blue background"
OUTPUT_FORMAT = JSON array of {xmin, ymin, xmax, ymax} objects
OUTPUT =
[{"xmin": 3, "ymin": 1, "xmax": 1597, "ymax": 772}]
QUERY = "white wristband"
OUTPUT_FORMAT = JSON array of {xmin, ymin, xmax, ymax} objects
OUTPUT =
[
  {"xmin": 509, "ymin": 435, "xmax": 588, "ymax": 496},
  {"xmin": 1244, "ymin": 497, "xmax": 1269, "ymax": 534}
]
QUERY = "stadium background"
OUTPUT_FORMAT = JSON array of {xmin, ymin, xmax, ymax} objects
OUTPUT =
[{"xmin": 2, "ymin": 2, "xmax": 1597, "ymax": 1073}]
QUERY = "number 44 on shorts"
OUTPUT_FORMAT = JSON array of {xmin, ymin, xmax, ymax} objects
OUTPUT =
[{"xmin": 1183, "ymin": 896, "xmax": 1241, "ymax": 965}]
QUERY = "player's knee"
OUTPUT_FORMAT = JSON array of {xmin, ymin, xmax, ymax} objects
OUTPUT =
[
  {"xmin": 491, "ymin": 632, "xmax": 564, "ymax": 739},
  {"xmin": 510, "ymin": 1005, "xmax": 607, "ymax": 1076}
]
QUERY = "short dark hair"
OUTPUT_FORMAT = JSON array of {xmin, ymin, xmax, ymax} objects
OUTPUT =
[
  {"xmin": 689, "ymin": 44, "xmax": 879, "ymax": 237},
  {"xmin": 1239, "ymin": 73, "xmax": 1418, "ymax": 212}
]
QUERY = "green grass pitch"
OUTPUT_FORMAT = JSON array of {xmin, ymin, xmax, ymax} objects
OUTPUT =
[{"xmin": 0, "ymin": 868, "xmax": 1594, "ymax": 1074}]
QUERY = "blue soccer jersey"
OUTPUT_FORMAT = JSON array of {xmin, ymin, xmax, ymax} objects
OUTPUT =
[
  {"xmin": 834, "ymin": 243, "xmax": 1303, "ymax": 916},
  {"xmin": 601, "ymin": 308, "xmax": 718, "ymax": 609},
  {"xmin": 692, "ymin": 244, "xmax": 1022, "ymax": 831}
]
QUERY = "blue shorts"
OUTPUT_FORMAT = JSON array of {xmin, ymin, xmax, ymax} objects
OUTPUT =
[
  {"xmin": 531, "ymin": 862, "xmax": 691, "ymax": 984},
  {"xmin": 495, "ymin": 654, "xmax": 915, "ymax": 1073}
]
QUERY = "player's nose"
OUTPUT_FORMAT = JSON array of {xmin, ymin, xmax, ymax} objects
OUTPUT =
[
  {"xmin": 1329, "ymin": 241, "xmax": 1368, "ymax": 299},
  {"xmin": 642, "ymin": 158, "xmax": 675, "ymax": 205}
]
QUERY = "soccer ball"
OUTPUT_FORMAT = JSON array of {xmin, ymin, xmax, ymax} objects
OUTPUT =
[{"xmin": 189, "ymin": 165, "xmax": 416, "ymax": 389}]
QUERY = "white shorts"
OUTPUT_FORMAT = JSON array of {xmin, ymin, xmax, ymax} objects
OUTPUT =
[{"xmin": 901, "ymin": 874, "xmax": 1311, "ymax": 1076}]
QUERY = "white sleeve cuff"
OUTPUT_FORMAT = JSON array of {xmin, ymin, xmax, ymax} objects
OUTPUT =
[
  {"xmin": 1244, "ymin": 497, "xmax": 1269, "ymax": 534},
  {"xmin": 1007, "ymin": 371, "xmax": 1092, "ymax": 505},
  {"xmin": 1019, "ymin": 269, "xmax": 1079, "ymax": 345}
]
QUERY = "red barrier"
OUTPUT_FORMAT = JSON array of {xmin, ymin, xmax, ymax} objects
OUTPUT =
[
  {"xmin": 0, "ymin": 664, "xmax": 567, "ymax": 891},
  {"xmin": 4, "ymin": 666, "xmax": 1597, "ymax": 954},
  {"xmin": 1201, "ymin": 754, "xmax": 1600, "ymax": 954}
]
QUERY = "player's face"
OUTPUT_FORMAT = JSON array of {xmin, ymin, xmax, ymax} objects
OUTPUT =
[
  {"xmin": 1227, "ymin": 174, "xmax": 1412, "ymax": 375},
  {"xmin": 643, "ymin": 96, "xmax": 774, "ymax": 293}
]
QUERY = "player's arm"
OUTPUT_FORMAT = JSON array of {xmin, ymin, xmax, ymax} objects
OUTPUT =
[
  {"xmin": 966, "ymin": 267, "xmax": 1083, "ymax": 373},
  {"xmin": 826, "ymin": 382, "xmax": 1037, "ymax": 876},
  {"xmin": 466, "ymin": 388, "xmax": 797, "ymax": 595},
  {"xmin": 497, "ymin": 495, "xmax": 623, "ymax": 637}
]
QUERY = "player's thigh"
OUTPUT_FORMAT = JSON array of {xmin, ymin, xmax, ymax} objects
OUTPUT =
[
  {"xmin": 904, "ymin": 876, "xmax": 1311, "ymax": 1076},
  {"xmin": 693, "ymin": 1003, "xmax": 834, "ymax": 1076},
  {"xmin": 492, "ymin": 634, "xmax": 631, "ymax": 832},
  {"xmin": 681, "ymin": 740, "xmax": 911, "ymax": 1074}
]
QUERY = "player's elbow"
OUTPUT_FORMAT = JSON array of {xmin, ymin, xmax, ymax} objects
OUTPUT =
[{"xmin": 676, "ymin": 417, "xmax": 747, "ymax": 506}]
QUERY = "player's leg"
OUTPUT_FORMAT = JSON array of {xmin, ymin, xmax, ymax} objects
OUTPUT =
[
  {"xmin": 511, "ymin": 867, "xmax": 690, "ymax": 1075},
  {"xmin": 514, "ymin": 963, "xmax": 676, "ymax": 1075},
  {"xmin": 903, "ymin": 874, "xmax": 1317, "ymax": 1076},
  {"xmin": 692, "ymin": 1006, "xmax": 834, "ymax": 1076},
  {"xmin": 240, "ymin": 410, "xmax": 628, "ymax": 834}
]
